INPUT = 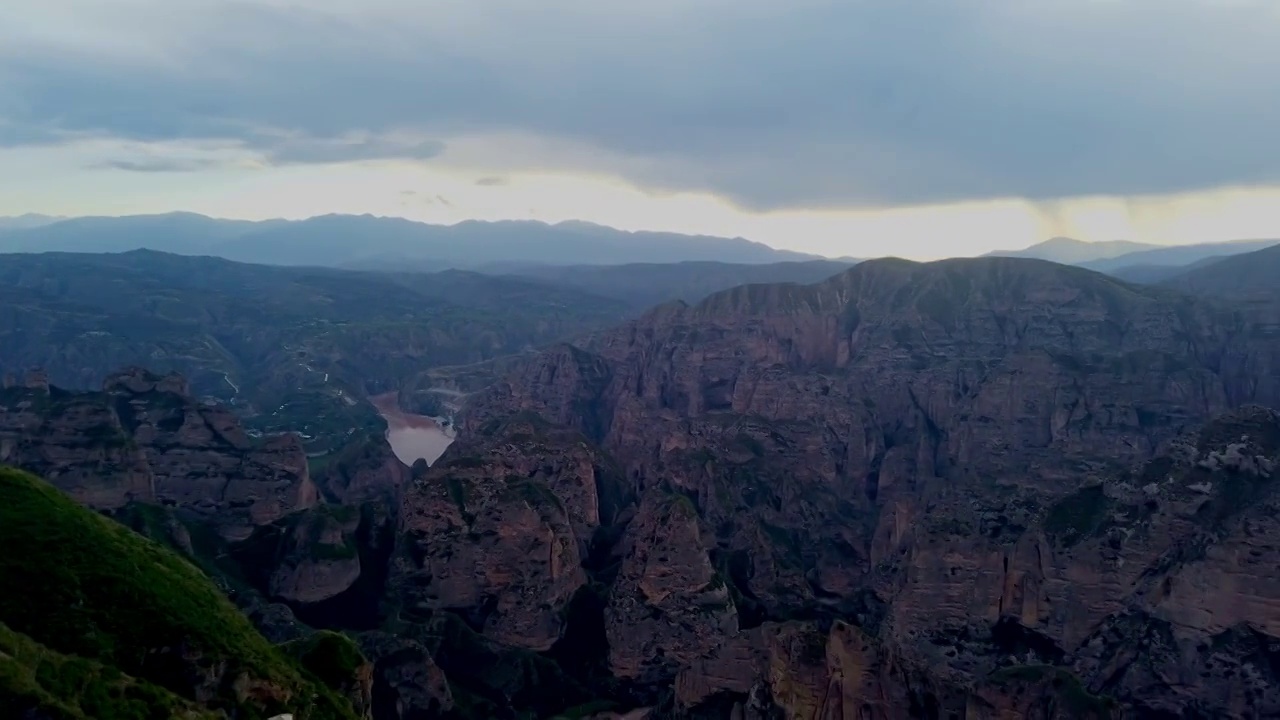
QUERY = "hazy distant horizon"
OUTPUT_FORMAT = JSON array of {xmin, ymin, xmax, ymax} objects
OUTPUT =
[{"xmin": 3, "ymin": 209, "xmax": 1278, "ymax": 263}]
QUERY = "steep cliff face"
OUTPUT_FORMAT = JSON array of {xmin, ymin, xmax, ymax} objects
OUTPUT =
[
  {"xmin": 606, "ymin": 491, "xmax": 738, "ymax": 685},
  {"xmin": 1065, "ymin": 406, "xmax": 1280, "ymax": 718},
  {"xmin": 0, "ymin": 366, "xmax": 414, "ymax": 625},
  {"xmin": 409, "ymin": 257, "xmax": 1280, "ymax": 717},
  {"xmin": 0, "ymin": 366, "xmax": 318, "ymax": 540},
  {"xmin": 265, "ymin": 505, "xmax": 366, "ymax": 605},
  {"xmin": 0, "ymin": 370, "xmax": 154, "ymax": 508},
  {"xmin": 393, "ymin": 414, "xmax": 628, "ymax": 653},
  {"xmin": 317, "ymin": 432, "xmax": 412, "ymax": 507}
]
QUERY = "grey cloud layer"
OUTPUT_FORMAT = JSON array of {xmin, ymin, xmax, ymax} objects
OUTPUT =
[
  {"xmin": 88, "ymin": 158, "xmax": 221, "ymax": 173},
  {"xmin": 3, "ymin": 0, "xmax": 1278, "ymax": 207}
]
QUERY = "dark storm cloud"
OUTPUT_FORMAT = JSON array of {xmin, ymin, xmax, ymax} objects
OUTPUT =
[{"xmin": 3, "ymin": 0, "xmax": 1279, "ymax": 208}]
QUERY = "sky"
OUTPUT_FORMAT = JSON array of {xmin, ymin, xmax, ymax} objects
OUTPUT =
[{"xmin": 2, "ymin": 0, "xmax": 1280, "ymax": 260}]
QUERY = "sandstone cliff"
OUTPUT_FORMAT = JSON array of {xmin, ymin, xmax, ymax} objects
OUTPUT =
[
  {"xmin": 0, "ymin": 367, "xmax": 418, "ymax": 622},
  {"xmin": 392, "ymin": 413, "xmax": 628, "ymax": 653},
  {"xmin": 0, "ymin": 366, "xmax": 319, "ymax": 539},
  {"xmin": 394, "ymin": 257, "xmax": 1280, "ymax": 718},
  {"xmin": 8, "ymin": 255, "xmax": 1280, "ymax": 719}
]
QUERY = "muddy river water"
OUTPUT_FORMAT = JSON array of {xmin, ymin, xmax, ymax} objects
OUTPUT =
[{"xmin": 370, "ymin": 393, "xmax": 455, "ymax": 466}]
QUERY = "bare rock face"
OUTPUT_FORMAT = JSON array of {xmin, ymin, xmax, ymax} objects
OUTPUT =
[
  {"xmin": 358, "ymin": 632, "xmax": 455, "ymax": 720},
  {"xmin": 0, "ymin": 366, "xmax": 317, "ymax": 539},
  {"xmin": 606, "ymin": 491, "xmax": 737, "ymax": 685},
  {"xmin": 432, "ymin": 258, "xmax": 1280, "ymax": 717},
  {"xmin": 393, "ymin": 415, "xmax": 623, "ymax": 651},
  {"xmin": 268, "ymin": 506, "xmax": 364, "ymax": 605},
  {"xmin": 315, "ymin": 433, "xmax": 411, "ymax": 507},
  {"xmin": 0, "ymin": 383, "xmax": 153, "ymax": 508},
  {"xmin": 23, "ymin": 369, "xmax": 50, "ymax": 391},
  {"xmin": 103, "ymin": 365, "xmax": 191, "ymax": 396},
  {"xmin": 1059, "ymin": 406, "xmax": 1280, "ymax": 718},
  {"xmin": 676, "ymin": 620, "xmax": 920, "ymax": 720},
  {"xmin": 110, "ymin": 369, "xmax": 318, "ymax": 540}
]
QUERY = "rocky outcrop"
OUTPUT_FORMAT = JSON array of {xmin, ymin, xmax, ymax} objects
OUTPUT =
[
  {"xmin": 13, "ymin": 255, "xmax": 1280, "ymax": 718},
  {"xmin": 873, "ymin": 409, "xmax": 1280, "ymax": 720},
  {"xmin": 393, "ymin": 415, "xmax": 626, "ymax": 652},
  {"xmin": 358, "ymin": 632, "xmax": 455, "ymax": 720},
  {"xmin": 0, "ymin": 366, "xmax": 317, "ymax": 539},
  {"xmin": 110, "ymin": 367, "xmax": 318, "ymax": 540},
  {"xmin": 606, "ymin": 491, "xmax": 737, "ymax": 685},
  {"xmin": 316, "ymin": 433, "xmax": 411, "ymax": 507},
  {"xmin": 409, "ymin": 258, "xmax": 1280, "ymax": 717},
  {"xmin": 0, "ymin": 381, "xmax": 153, "ymax": 509},
  {"xmin": 267, "ymin": 506, "xmax": 365, "ymax": 605}
]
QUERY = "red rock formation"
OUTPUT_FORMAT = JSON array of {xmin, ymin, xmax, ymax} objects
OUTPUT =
[
  {"xmin": 392, "ymin": 415, "xmax": 623, "ymax": 651},
  {"xmin": 0, "ymin": 367, "xmax": 317, "ymax": 539},
  {"xmin": 416, "ymin": 258, "xmax": 1280, "ymax": 717},
  {"xmin": 268, "ymin": 506, "xmax": 365, "ymax": 605}
]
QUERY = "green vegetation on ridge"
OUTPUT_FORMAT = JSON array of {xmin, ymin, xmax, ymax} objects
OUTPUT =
[
  {"xmin": 0, "ymin": 466, "xmax": 362, "ymax": 719},
  {"xmin": 0, "ymin": 623, "xmax": 219, "ymax": 720}
]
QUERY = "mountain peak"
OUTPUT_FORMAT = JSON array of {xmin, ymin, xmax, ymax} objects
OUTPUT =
[
  {"xmin": 683, "ymin": 254, "xmax": 1147, "ymax": 324},
  {"xmin": 1041, "ymin": 236, "xmax": 1090, "ymax": 246},
  {"xmin": 985, "ymin": 237, "xmax": 1158, "ymax": 264}
]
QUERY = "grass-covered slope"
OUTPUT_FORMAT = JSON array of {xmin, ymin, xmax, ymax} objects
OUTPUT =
[
  {"xmin": 0, "ymin": 466, "xmax": 361, "ymax": 720},
  {"xmin": 0, "ymin": 623, "xmax": 220, "ymax": 720}
]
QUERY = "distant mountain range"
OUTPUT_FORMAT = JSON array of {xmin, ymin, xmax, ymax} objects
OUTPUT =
[
  {"xmin": 988, "ymin": 235, "xmax": 1279, "ymax": 281},
  {"xmin": 985, "ymin": 236, "xmax": 1158, "ymax": 264},
  {"xmin": 0, "ymin": 213, "xmax": 66, "ymax": 231},
  {"xmin": 1162, "ymin": 241, "xmax": 1280, "ymax": 299},
  {"xmin": 1079, "ymin": 239, "xmax": 1279, "ymax": 273},
  {"xmin": 2, "ymin": 213, "xmax": 1275, "ymax": 287},
  {"xmin": 0, "ymin": 212, "xmax": 824, "ymax": 268}
]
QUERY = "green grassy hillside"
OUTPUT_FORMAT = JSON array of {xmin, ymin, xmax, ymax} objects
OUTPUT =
[
  {"xmin": 0, "ymin": 622, "xmax": 220, "ymax": 720},
  {"xmin": 0, "ymin": 466, "xmax": 362, "ymax": 719}
]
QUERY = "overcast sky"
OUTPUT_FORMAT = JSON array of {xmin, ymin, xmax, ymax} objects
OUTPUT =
[{"xmin": 3, "ymin": 0, "xmax": 1279, "ymax": 259}]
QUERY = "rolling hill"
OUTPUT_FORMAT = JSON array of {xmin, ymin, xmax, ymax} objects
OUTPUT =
[
  {"xmin": 1161, "ymin": 241, "xmax": 1280, "ymax": 299},
  {"xmin": 1080, "ymin": 238, "xmax": 1279, "ymax": 274}
]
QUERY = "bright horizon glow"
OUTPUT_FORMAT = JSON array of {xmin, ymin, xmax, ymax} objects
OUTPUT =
[{"xmin": 3, "ymin": 137, "xmax": 1280, "ymax": 261}]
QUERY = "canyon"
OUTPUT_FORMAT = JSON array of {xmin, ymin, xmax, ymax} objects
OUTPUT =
[
  {"xmin": 3, "ymin": 253, "xmax": 1280, "ymax": 718},
  {"xmin": 400, "ymin": 256, "xmax": 1280, "ymax": 717}
]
